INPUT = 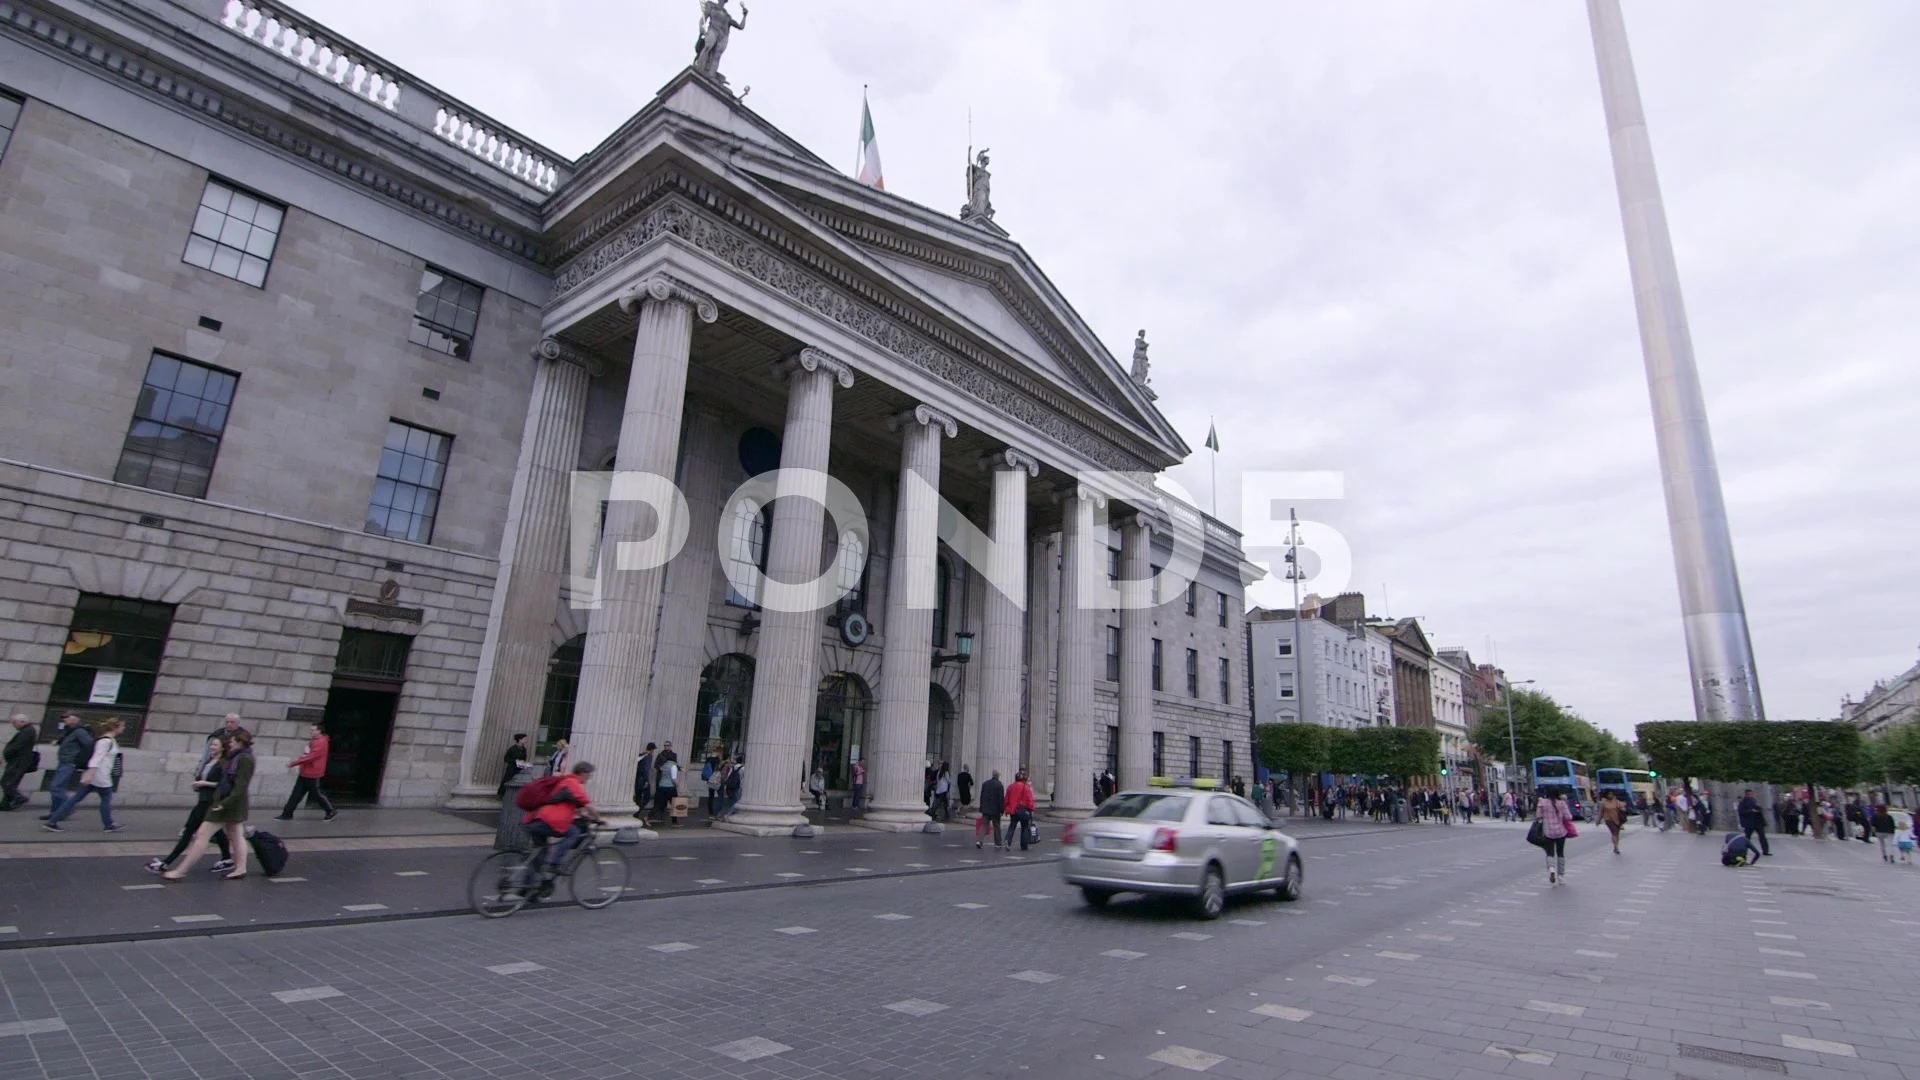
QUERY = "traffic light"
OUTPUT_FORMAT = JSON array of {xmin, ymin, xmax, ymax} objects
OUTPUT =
[
  {"xmin": 1649, "ymin": 770, "xmax": 1659, "ymax": 778},
  {"xmin": 1440, "ymin": 767, "xmax": 1448, "ymax": 776}
]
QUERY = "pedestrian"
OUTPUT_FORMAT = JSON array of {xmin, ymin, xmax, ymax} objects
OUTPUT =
[
  {"xmin": 1901, "ymin": 810, "xmax": 1918, "ymax": 865},
  {"xmin": 1599, "ymin": 790, "xmax": 1626, "ymax": 854},
  {"xmin": 497, "ymin": 732, "xmax": 529, "ymax": 798},
  {"xmin": 163, "ymin": 729, "xmax": 255, "ymax": 880},
  {"xmin": 38, "ymin": 713, "xmax": 92, "ymax": 818},
  {"xmin": 1872, "ymin": 804, "xmax": 1897, "ymax": 863},
  {"xmin": 277, "ymin": 722, "xmax": 336, "ymax": 821},
  {"xmin": 634, "ymin": 742, "xmax": 656, "ymax": 822},
  {"xmin": 545, "ymin": 737, "xmax": 570, "ymax": 777},
  {"xmin": 852, "ymin": 756, "xmax": 866, "ymax": 810},
  {"xmin": 44, "ymin": 718, "xmax": 124, "ymax": 832},
  {"xmin": 957, "ymin": 764, "xmax": 974, "ymax": 810},
  {"xmin": 931, "ymin": 763, "xmax": 952, "ymax": 821},
  {"xmin": 1737, "ymin": 788, "xmax": 1772, "ymax": 859},
  {"xmin": 720, "ymin": 755, "xmax": 742, "ymax": 819},
  {"xmin": 810, "ymin": 765, "xmax": 828, "ymax": 812},
  {"xmin": 1538, "ymin": 788, "xmax": 1574, "ymax": 885},
  {"xmin": 709, "ymin": 754, "xmax": 735, "ymax": 821},
  {"xmin": 146, "ymin": 734, "xmax": 233, "ymax": 874},
  {"xmin": 1004, "ymin": 769, "xmax": 1036, "ymax": 851},
  {"xmin": 977, "ymin": 769, "xmax": 1005, "ymax": 849},
  {"xmin": 2, "ymin": 713, "xmax": 37, "ymax": 810},
  {"xmin": 653, "ymin": 744, "xmax": 680, "ymax": 827}
]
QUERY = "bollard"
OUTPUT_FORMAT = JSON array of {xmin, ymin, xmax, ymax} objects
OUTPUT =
[{"xmin": 496, "ymin": 772, "xmax": 533, "ymax": 853}]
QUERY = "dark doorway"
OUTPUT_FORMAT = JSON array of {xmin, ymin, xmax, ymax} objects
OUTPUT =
[{"xmin": 320, "ymin": 687, "xmax": 398, "ymax": 801}]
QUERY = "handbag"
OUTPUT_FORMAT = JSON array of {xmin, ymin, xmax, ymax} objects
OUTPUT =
[
  {"xmin": 1525, "ymin": 819, "xmax": 1547, "ymax": 848},
  {"xmin": 1564, "ymin": 819, "xmax": 1579, "ymax": 838}
]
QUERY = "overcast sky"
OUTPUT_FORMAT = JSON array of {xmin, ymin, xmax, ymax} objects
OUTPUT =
[{"xmin": 301, "ymin": 0, "xmax": 1919, "ymax": 738}]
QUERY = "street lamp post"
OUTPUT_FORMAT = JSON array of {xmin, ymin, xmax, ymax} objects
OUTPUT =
[{"xmin": 1503, "ymin": 679, "xmax": 1537, "ymax": 800}]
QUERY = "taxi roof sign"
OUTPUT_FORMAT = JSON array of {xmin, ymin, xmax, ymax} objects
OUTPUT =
[{"xmin": 1148, "ymin": 776, "xmax": 1221, "ymax": 790}]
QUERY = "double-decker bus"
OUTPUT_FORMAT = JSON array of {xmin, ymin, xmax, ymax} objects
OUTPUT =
[
  {"xmin": 1594, "ymin": 767, "xmax": 1655, "ymax": 808},
  {"xmin": 1531, "ymin": 757, "xmax": 1593, "ymax": 819}
]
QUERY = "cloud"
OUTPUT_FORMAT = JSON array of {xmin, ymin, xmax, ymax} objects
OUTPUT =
[{"xmin": 294, "ymin": 0, "xmax": 1920, "ymax": 735}]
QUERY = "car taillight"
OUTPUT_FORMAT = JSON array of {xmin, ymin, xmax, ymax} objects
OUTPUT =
[
  {"xmin": 1062, "ymin": 822, "xmax": 1078, "ymax": 845},
  {"xmin": 1150, "ymin": 827, "xmax": 1179, "ymax": 852}
]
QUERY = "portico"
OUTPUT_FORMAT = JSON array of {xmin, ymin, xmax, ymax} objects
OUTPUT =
[{"xmin": 447, "ymin": 66, "xmax": 1214, "ymax": 832}]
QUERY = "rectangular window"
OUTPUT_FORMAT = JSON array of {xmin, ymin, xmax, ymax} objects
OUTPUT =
[
  {"xmin": 1277, "ymin": 639, "xmax": 1293, "ymax": 658},
  {"xmin": 1223, "ymin": 740, "xmax": 1234, "ymax": 782},
  {"xmin": 1106, "ymin": 724, "xmax": 1120, "ymax": 777},
  {"xmin": 366, "ymin": 420, "xmax": 452, "ymax": 544},
  {"xmin": 1185, "ymin": 648, "xmax": 1199, "ymax": 696},
  {"xmin": 42, "ymin": 594, "xmax": 175, "ymax": 746},
  {"xmin": 1107, "ymin": 547, "xmax": 1120, "ymax": 583},
  {"xmin": 1185, "ymin": 581, "xmax": 1197, "ymax": 616},
  {"xmin": 335, "ymin": 628, "xmax": 412, "ymax": 682},
  {"xmin": 0, "ymin": 92, "xmax": 21, "ymax": 164},
  {"xmin": 1151, "ymin": 638, "xmax": 1163, "ymax": 692},
  {"xmin": 1105, "ymin": 625, "xmax": 1121, "ymax": 682},
  {"xmin": 1152, "ymin": 731, "xmax": 1164, "ymax": 777},
  {"xmin": 1219, "ymin": 657, "xmax": 1231, "ymax": 703},
  {"xmin": 1278, "ymin": 672, "xmax": 1295, "ymax": 699},
  {"xmin": 408, "ymin": 267, "xmax": 485, "ymax": 358},
  {"xmin": 724, "ymin": 501, "xmax": 769, "ymax": 608},
  {"xmin": 1218, "ymin": 590, "xmax": 1229, "ymax": 628},
  {"xmin": 1188, "ymin": 735, "xmax": 1201, "ymax": 778},
  {"xmin": 114, "ymin": 352, "xmax": 237, "ymax": 499},
  {"xmin": 183, "ymin": 178, "xmax": 283, "ymax": 287}
]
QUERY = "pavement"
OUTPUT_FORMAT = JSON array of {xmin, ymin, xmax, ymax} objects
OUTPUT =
[{"xmin": 6, "ymin": 818, "xmax": 1911, "ymax": 1079}]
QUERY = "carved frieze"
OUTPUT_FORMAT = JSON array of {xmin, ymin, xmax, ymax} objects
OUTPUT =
[{"xmin": 554, "ymin": 194, "xmax": 1153, "ymax": 472}]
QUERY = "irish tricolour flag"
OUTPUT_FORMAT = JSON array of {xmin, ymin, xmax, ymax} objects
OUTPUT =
[{"xmin": 855, "ymin": 90, "xmax": 884, "ymax": 189}]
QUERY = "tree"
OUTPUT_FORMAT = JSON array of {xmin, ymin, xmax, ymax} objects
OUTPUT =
[
  {"xmin": 1254, "ymin": 723, "xmax": 1330, "ymax": 780},
  {"xmin": 1469, "ymin": 688, "xmax": 1629, "ymax": 768},
  {"xmin": 1329, "ymin": 727, "xmax": 1391, "ymax": 777},
  {"xmin": 1874, "ymin": 723, "xmax": 1920, "ymax": 787},
  {"xmin": 1634, "ymin": 720, "xmax": 1867, "ymax": 792},
  {"xmin": 1387, "ymin": 727, "xmax": 1441, "ymax": 781}
]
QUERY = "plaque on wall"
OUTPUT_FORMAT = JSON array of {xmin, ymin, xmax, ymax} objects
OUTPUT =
[
  {"xmin": 286, "ymin": 707, "xmax": 326, "ymax": 724},
  {"xmin": 345, "ymin": 599, "xmax": 425, "ymax": 622}
]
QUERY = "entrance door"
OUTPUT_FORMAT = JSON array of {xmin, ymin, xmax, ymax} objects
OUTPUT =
[{"xmin": 321, "ymin": 686, "xmax": 398, "ymax": 801}]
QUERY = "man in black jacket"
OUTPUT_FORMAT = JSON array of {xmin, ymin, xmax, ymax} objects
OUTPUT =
[
  {"xmin": 3, "ymin": 714, "xmax": 39, "ymax": 810},
  {"xmin": 39, "ymin": 713, "xmax": 92, "ymax": 818},
  {"xmin": 497, "ymin": 732, "xmax": 529, "ymax": 798},
  {"xmin": 1737, "ymin": 789, "xmax": 1772, "ymax": 858},
  {"xmin": 976, "ymin": 770, "xmax": 1006, "ymax": 850}
]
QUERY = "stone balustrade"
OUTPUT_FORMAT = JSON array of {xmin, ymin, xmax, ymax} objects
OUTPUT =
[
  {"xmin": 219, "ymin": 0, "xmax": 400, "ymax": 111},
  {"xmin": 432, "ymin": 108, "xmax": 561, "ymax": 193}
]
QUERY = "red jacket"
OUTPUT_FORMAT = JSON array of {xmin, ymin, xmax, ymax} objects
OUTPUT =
[
  {"xmin": 1005, "ymin": 780, "xmax": 1035, "ymax": 816},
  {"xmin": 288, "ymin": 735, "xmax": 329, "ymax": 779},
  {"xmin": 525, "ymin": 773, "xmax": 590, "ymax": 833}
]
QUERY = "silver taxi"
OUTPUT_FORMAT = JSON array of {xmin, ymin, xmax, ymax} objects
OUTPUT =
[{"xmin": 1060, "ymin": 780, "xmax": 1303, "ymax": 919}]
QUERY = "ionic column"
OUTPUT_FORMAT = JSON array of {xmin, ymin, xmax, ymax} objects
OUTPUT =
[
  {"xmin": 1025, "ymin": 531, "xmax": 1059, "ymax": 803},
  {"xmin": 450, "ymin": 339, "xmax": 596, "ymax": 806},
  {"xmin": 861, "ymin": 403, "xmax": 958, "ymax": 830},
  {"xmin": 1117, "ymin": 513, "xmax": 1154, "ymax": 792},
  {"xmin": 1051, "ymin": 485, "xmax": 1105, "ymax": 816},
  {"xmin": 569, "ymin": 275, "xmax": 717, "ymax": 812},
  {"xmin": 976, "ymin": 449, "xmax": 1037, "ymax": 790},
  {"xmin": 723, "ymin": 348, "xmax": 855, "ymax": 835},
  {"xmin": 640, "ymin": 407, "xmax": 728, "ymax": 756}
]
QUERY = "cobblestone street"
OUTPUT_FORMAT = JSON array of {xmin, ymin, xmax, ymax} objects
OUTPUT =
[{"xmin": 5, "ymin": 820, "xmax": 1915, "ymax": 1079}]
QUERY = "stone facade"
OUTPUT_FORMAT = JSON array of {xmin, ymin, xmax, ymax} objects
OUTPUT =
[
  {"xmin": 1247, "ymin": 595, "xmax": 1395, "ymax": 731},
  {"xmin": 1842, "ymin": 651, "xmax": 1920, "ymax": 737},
  {"xmin": 1, "ymin": 0, "xmax": 1258, "ymax": 818}
]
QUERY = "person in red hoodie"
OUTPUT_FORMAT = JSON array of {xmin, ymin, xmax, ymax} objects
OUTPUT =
[
  {"xmin": 277, "ymin": 723, "xmax": 337, "ymax": 821},
  {"xmin": 1003, "ymin": 769, "xmax": 1036, "ymax": 851},
  {"xmin": 524, "ymin": 761, "xmax": 602, "ymax": 880}
]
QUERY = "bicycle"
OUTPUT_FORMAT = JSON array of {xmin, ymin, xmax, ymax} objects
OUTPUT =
[{"xmin": 468, "ymin": 825, "xmax": 632, "ymax": 918}]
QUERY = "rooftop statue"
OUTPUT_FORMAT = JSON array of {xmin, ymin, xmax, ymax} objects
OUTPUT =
[
  {"xmin": 1131, "ymin": 329, "xmax": 1157, "ymax": 399},
  {"xmin": 694, "ymin": 0, "xmax": 748, "ymax": 84},
  {"xmin": 960, "ymin": 149, "xmax": 994, "ymax": 223}
]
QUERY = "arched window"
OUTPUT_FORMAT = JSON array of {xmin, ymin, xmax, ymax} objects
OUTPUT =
[
  {"xmin": 930, "ymin": 556, "xmax": 952, "ymax": 647},
  {"xmin": 724, "ymin": 499, "xmax": 768, "ymax": 608},
  {"xmin": 833, "ymin": 529, "xmax": 867, "ymax": 611}
]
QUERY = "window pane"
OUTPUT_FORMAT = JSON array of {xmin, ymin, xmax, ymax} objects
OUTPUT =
[
  {"xmin": 191, "ymin": 205, "xmax": 226, "ymax": 241},
  {"xmin": 252, "ymin": 203, "xmax": 283, "ymax": 232},
  {"xmin": 239, "ymin": 257, "xmax": 268, "ymax": 287},
  {"xmin": 200, "ymin": 182, "xmax": 232, "ymax": 212},
  {"xmin": 243, "ymin": 226, "xmax": 277, "ymax": 257}
]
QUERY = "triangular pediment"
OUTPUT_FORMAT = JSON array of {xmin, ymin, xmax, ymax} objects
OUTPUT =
[{"xmin": 547, "ymin": 69, "xmax": 1189, "ymax": 470}]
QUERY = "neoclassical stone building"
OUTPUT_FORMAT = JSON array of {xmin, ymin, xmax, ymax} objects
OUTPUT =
[{"xmin": 0, "ymin": 0, "xmax": 1258, "ymax": 817}]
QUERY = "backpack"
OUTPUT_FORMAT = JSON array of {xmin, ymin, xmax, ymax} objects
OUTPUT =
[
  {"xmin": 701, "ymin": 760, "xmax": 715, "ymax": 783},
  {"xmin": 249, "ymin": 829, "xmax": 289, "ymax": 876},
  {"xmin": 515, "ymin": 774, "xmax": 566, "ymax": 811},
  {"xmin": 109, "ymin": 744, "xmax": 124, "ymax": 790},
  {"xmin": 726, "ymin": 765, "xmax": 742, "ymax": 796}
]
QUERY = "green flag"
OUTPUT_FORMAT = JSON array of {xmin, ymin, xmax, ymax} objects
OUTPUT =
[{"xmin": 1204, "ymin": 421, "xmax": 1220, "ymax": 452}]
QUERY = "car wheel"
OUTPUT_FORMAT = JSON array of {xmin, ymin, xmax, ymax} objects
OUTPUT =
[
  {"xmin": 1081, "ymin": 887, "xmax": 1114, "ymax": 908},
  {"xmin": 1194, "ymin": 864, "xmax": 1226, "ymax": 920},
  {"xmin": 1276, "ymin": 855, "xmax": 1303, "ymax": 902}
]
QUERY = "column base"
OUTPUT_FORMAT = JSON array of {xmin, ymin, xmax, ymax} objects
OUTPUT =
[
  {"xmin": 596, "ymin": 814, "xmax": 659, "ymax": 844},
  {"xmin": 714, "ymin": 805, "xmax": 813, "ymax": 838},
  {"xmin": 443, "ymin": 785, "xmax": 503, "ymax": 811},
  {"xmin": 858, "ymin": 807, "xmax": 943, "ymax": 834}
]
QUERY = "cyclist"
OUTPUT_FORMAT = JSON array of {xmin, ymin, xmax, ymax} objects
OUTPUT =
[{"xmin": 523, "ymin": 761, "xmax": 602, "ymax": 883}]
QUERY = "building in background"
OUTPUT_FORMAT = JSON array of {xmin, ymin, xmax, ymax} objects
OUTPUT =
[
  {"xmin": 1843, "ymin": 650, "xmax": 1920, "ymax": 737},
  {"xmin": 1429, "ymin": 652, "xmax": 1468, "ymax": 781},
  {"xmin": 1375, "ymin": 618, "xmax": 1435, "ymax": 729},
  {"xmin": 1247, "ymin": 592, "xmax": 1393, "ymax": 730}
]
